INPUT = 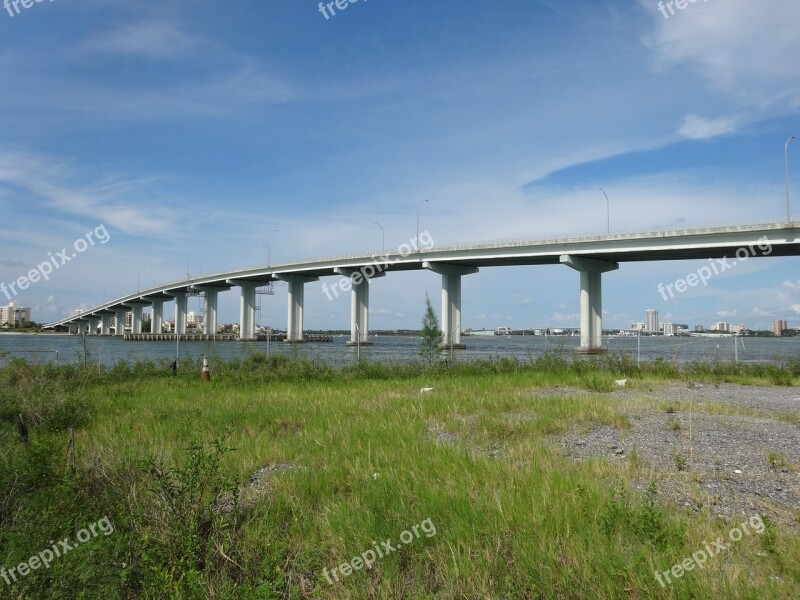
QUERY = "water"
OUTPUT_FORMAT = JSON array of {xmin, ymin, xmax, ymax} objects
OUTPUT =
[{"xmin": 1, "ymin": 333, "xmax": 798, "ymax": 367}]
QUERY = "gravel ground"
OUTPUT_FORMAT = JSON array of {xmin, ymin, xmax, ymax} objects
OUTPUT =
[{"xmin": 556, "ymin": 382, "xmax": 800, "ymax": 528}]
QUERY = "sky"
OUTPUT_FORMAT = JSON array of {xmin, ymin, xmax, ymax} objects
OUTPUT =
[{"xmin": 1, "ymin": 0, "xmax": 799, "ymax": 332}]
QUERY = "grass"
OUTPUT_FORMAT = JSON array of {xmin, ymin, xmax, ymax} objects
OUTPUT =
[{"xmin": 0, "ymin": 353, "xmax": 798, "ymax": 598}]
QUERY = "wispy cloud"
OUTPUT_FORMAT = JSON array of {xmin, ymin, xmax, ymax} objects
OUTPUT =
[
  {"xmin": 678, "ymin": 115, "xmax": 736, "ymax": 140},
  {"xmin": 0, "ymin": 152, "xmax": 173, "ymax": 235},
  {"xmin": 643, "ymin": 0, "xmax": 800, "ymax": 107},
  {"xmin": 77, "ymin": 21, "xmax": 201, "ymax": 61}
]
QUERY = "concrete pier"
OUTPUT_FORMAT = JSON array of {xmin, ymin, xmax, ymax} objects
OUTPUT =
[
  {"xmin": 278, "ymin": 275, "xmax": 319, "ymax": 343},
  {"xmin": 114, "ymin": 309, "xmax": 127, "ymax": 336},
  {"xmin": 167, "ymin": 292, "xmax": 188, "ymax": 335},
  {"xmin": 424, "ymin": 262, "xmax": 478, "ymax": 349},
  {"xmin": 560, "ymin": 255, "xmax": 619, "ymax": 353},
  {"xmin": 334, "ymin": 268, "xmax": 385, "ymax": 346}
]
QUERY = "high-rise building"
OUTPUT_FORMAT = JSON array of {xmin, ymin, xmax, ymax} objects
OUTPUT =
[
  {"xmin": 646, "ymin": 309, "xmax": 659, "ymax": 333},
  {"xmin": 0, "ymin": 303, "xmax": 31, "ymax": 326},
  {"xmin": 663, "ymin": 323, "xmax": 678, "ymax": 336},
  {"xmin": 713, "ymin": 322, "xmax": 731, "ymax": 332},
  {"xmin": 774, "ymin": 319, "xmax": 789, "ymax": 336},
  {"xmin": 694, "ymin": 325, "xmax": 705, "ymax": 332}
]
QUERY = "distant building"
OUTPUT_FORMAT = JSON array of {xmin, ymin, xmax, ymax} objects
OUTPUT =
[
  {"xmin": 646, "ymin": 309, "xmax": 659, "ymax": 333},
  {"xmin": 730, "ymin": 323, "xmax": 747, "ymax": 334},
  {"xmin": 713, "ymin": 322, "xmax": 731, "ymax": 332},
  {"xmin": 663, "ymin": 323, "xmax": 679, "ymax": 336},
  {"xmin": 774, "ymin": 319, "xmax": 789, "ymax": 336},
  {"xmin": 0, "ymin": 303, "xmax": 31, "ymax": 326},
  {"xmin": 631, "ymin": 322, "xmax": 645, "ymax": 330},
  {"xmin": 694, "ymin": 325, "xmax": 705, "ymax": 332},
  {"xmin": 187, "ymin": 311, "xmax": 204, "ymax": 325}
]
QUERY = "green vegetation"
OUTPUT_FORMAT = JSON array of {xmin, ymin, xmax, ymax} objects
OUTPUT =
[
  {"xmin": 419, "ymin": 292, "xmax": 443, "ymax": 364},
  {"xmin": 0, "ymin": 353, "xmax": 798, "ymax": 598}
]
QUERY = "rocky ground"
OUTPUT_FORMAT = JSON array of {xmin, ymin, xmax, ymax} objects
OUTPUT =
[{"xmin": 556, "ymin": 382, "xmax": 800, "ymax": 528}]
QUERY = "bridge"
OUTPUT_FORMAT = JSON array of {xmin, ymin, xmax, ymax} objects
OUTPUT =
[{"xmin": 44, "ymin": 221, "xmax": 800, "ymax": 353}]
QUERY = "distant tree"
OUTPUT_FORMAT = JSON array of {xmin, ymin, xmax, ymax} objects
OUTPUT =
[{"xmin": 419, "ymin": 293, "xmax": 443, "ymax": 364}]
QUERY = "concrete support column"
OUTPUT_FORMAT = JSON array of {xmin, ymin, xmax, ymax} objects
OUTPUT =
[
  {"xmin": 197, "ymin": 285, "xmax": 232, "ymax": 336},
  {"xmin": 68, "ymin": 323, "xmax": 78, "ymax": 335},
  {"xmin": 114, "ymin": 309, "xmax": 127, "ymax": 336},
  {"xmin": 423, "ymin": 262, "xmax": 479, "ymax": 349},
  {"xmin": 132, "ymin": 306, "xmax": 143, "ymax": 334},
  {"xmin": 167, "ymin": 293, "xmax": 188, "ymax": 335},
  {"xmin": 441, "ymin": 273, "xmax": 463, "ymax": 347},
  {"xmin": 287, "ymin": 281, "xmax": 304, "ymax": 342},
  {"xmin": 334, "ymin": 269, "xmax": 385, "ymax": 346},
  {"xmin": 239, "ymin": 284, "xmax": 257, "ymax": 341},
  {"xmin": 88, "ymin": 317, "xmax": 100, "ymax": 335},
  {"xmin": 277, "ymin": 275, "xmax": 319, "ymax": 343},
  {"xmin": 204, "ymin": 290, "xmax": 218, "ymax": 335},
  {"xmin": 560, "ymin": 255, "xmax": 619, "ymax": 354},
  {"xmin": 151, "ymin": 300, "xmax": 164, "ymax": 334},
  {"xmin": 100, "ymin": 314, "xmax": 111, "ymax": 336}
]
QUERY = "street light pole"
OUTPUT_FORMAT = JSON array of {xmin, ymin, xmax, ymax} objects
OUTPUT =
[
  {"xmin": 374, "ymin": 222, "xmax": 384, "ymax": 253},
  {"xmin": 786, "ymin": 136, "xmax": 797, "ymax": 222},
  {"xmin": 599, "ymin": 188, "xmax": 610, "ymax": 234}
]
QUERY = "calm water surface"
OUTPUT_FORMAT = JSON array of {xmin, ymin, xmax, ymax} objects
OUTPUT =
[{"xmin": 1, "ymin": 333, "xmax": 798, "ymax": 367}]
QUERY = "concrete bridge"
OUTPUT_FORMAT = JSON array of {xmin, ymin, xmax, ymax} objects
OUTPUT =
[{"xmin": 43, "ymin": 221, "xmax": 800, "ymax": 353}]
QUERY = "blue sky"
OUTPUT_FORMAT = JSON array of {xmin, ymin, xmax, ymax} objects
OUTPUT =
[{"xmin": 1, "ymin": 0, "xmax": 799, "ymax": 331}]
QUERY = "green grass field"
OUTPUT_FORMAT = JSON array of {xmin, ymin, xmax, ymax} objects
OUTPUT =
[{"xmin": 0, "ymin": 353, "xmax": 798, "ymax": 598}]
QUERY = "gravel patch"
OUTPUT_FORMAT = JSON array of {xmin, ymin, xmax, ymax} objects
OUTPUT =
[{"xmin": 558, "ymin": 383, "xmax": 800, "ymax": 528}]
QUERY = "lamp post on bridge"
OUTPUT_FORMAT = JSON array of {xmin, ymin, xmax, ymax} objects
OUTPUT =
[
  {"xmin": 374, "ymin": 222, "xmax": 384, "ymax": 253},
  {"xmin": 786, "ymin": 135, "xmax": 797, "ymax": 222},
  {"xmin": 267, "ymin": 229, "xmax": 279, "ymax": 267},
  {"xmin": 599, "ymin": 188, "xmax": 610, "ymax": 235}
]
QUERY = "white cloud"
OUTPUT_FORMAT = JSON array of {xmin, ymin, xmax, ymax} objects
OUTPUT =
[
  {"xmin": 0, "ymin": 152, "xmax": 172, "ymax": 236},
  {"xmin": 678, "ymin": 115, "xmax": 736, "ymax": 140},
  {"xmin": 789, "ymin": 304, "xmax": 800, "ymax": 315},
  {"xmin": 643, "ymin": 0, "xmax": 800, "ymax": 107},
  {"xmin": 716, "ymin": 310, "xmax": 738, "ymax": 317},
  {"xmin": 79, "ymin": 21, "xmax": 201, "ymax": 61}
]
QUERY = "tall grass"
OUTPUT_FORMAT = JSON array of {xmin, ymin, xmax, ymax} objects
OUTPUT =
[{"xmin": 0, "ymin": 355, "xmax": 797, "ymax": 598}]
